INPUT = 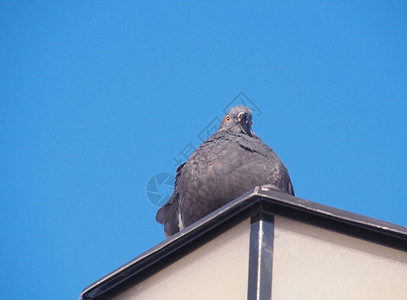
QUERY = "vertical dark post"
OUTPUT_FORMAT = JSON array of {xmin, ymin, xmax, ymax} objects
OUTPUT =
[{"xmin": 247, "ymin": 213, "xmax": 274, "ymax": 300}]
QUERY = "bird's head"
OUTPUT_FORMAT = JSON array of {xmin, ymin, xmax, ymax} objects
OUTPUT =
[{"xmin": 218, "ymin": 105, "xmax": 254, "ymax": 137}]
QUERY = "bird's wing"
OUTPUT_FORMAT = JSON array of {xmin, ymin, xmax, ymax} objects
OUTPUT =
[
  {"xmin": 155, "ymin": 162, "xmax": 186, "ymax": 224},
  {"xmin": 155, "ymin": 135, "xmax": 223, "ymax": 235}
]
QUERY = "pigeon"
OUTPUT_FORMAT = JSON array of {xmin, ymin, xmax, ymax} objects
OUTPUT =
[{"xmin": 156, "ymin": 105, "xmax": 294, "ymax": 236}]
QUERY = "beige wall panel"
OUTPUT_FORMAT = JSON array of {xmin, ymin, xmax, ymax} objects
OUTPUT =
[
  {"xmin": 272, "ymin": 215, "xmax": 407, "ymax": 300},
  {"xmin": 114, "ymin": 219, "xmax": 251, "ymax": 300}
]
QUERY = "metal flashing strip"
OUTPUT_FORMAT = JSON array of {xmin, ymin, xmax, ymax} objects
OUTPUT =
[{"xmin": 247, "ymin": 212, "xmax": 274, "ymax": 300}]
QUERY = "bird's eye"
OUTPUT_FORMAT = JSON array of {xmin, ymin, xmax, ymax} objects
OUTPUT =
[
  {"xmin": 225, "ymin": 115, "xmax": 231, "ymax": 123},
  {"xmin": 250, "ymin": 120, "xmax": 253, "ymax": 126}
]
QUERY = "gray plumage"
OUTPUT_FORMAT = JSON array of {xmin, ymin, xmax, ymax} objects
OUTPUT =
[{"xmin": 156, "ymin": 105, "xmax": 294, "ymax": 236}]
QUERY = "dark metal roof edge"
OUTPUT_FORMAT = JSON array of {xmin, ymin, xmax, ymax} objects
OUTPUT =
[
  {"xmin": 80, "ymin": 188, "xmax": 259, "ymax": 300},
  {"xmin": 80, "ymin": 187, "xmax": 407, "ymax": 299},
  {"xmin": 254, "ymin": 186, "xmax": 407, "ymax": 238}
]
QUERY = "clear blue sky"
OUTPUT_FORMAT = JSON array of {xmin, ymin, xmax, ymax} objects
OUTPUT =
[{"xmin": 1, "ymin": 1, "xmax": 406, "ymax": 299}]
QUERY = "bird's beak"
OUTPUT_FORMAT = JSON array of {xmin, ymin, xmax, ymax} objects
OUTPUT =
[
  {"xmin": 238, "ymin": 112, "xmax": 251, "ymax": 125},
  {"xmin": 238, "ymin": 111, "xmax": 254, "ymax": 136}
]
